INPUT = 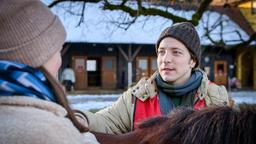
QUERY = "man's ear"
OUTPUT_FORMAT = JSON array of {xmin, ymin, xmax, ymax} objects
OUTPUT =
[{"xmin": 189, "ymin": 59, "xmax": 196, "ymax": 68}]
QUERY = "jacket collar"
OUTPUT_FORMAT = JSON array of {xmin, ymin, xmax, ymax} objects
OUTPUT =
[
  {"xmin": 196, "ymin": 69, "xmax": 209, "ymax": 98},
  {"xmin": 131, "ymin": 72, "xmax": 158, "ymax": 102}
]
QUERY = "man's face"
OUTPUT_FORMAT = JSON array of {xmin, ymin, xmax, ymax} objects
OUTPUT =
[{"xmin": 157, "ymin": 37, "xmax": 196, "ymax": 85}]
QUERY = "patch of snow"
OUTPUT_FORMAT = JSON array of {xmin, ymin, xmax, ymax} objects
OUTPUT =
[
  {"xmin": 68, "ymin": 94, "xmax": 119, "ymax": 110},
  {"xmin": 229, "ymin": 91, "xmax": 256, "ymax": 104},
  {"xmin": 68, "ymin": 92, "xmax": 256, "ymax": 110},
  {"xmin": 70, "ymin": 101, "xmax": 115, "ymax": 111}
]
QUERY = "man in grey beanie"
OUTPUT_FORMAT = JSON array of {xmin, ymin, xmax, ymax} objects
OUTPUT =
[
  {"xmin": 77, "ymin": 22, "xmax": 231, "ymax": 134},
  {"xmin": 0, "ymin": 0, "xmax": 99, "ymax": 143}
]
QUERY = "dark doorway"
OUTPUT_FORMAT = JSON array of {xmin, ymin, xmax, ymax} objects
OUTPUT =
[{"xmin": 87, "ymin": 57, "xmax": 101, "ymax": 87}]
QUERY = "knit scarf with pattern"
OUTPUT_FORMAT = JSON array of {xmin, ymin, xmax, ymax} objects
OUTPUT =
[{"xmin": 0, "ymin": 60, "xmax": 56, "ymax": 102}]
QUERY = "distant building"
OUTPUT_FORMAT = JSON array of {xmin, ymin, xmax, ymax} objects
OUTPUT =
[{"xmin": 54, "ymin": 2, "xmax": 255, "ymax": 90}]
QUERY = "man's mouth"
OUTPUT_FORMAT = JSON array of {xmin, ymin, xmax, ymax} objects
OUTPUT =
[{"xmin": 161, "ymin": 68, "xmax": 175, "ymax": 72}]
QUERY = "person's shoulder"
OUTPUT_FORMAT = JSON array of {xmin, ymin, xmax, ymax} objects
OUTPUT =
[
  {"xmin": 200, "ymin": 70, "xmax": 228, "ymax": 98},
  {"xmin": 64, "ymin": 68, "xmax": 73, "ymax": 71},
  {"xmin": 62, "ymin": 68, "xmax": 74, "ymax": 73},
  {"xmin": 207, "ymin": 81, "xmax": 228, "ymax": 95},
  {"xmin": 0, "ymin": 97, "xmax": 84, "ymax": 144},
  {"xmin": 206, "ymin": 82, "xmax": 229, "ymax": 105}
]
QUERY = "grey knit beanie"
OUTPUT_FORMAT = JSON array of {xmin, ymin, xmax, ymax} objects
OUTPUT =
[
  {"xmin": 0, "ymin": 0, "xmax": 66, "ymax": 67},
  {"xmin": 156, "ymin": 22, "xmax": 201, "ymax": 68}
]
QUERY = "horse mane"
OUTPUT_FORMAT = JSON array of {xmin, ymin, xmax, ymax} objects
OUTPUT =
[
  {"xmin": 94, "ymin": 104, "xmax": 256, "ymax": 144},
  {"xmin": 140, "ymin": 104, "xmax": 256, "ymax": 144},
  {"xmin": 138, "ymin": 116, "xmax": 169, "ymax": 129}
]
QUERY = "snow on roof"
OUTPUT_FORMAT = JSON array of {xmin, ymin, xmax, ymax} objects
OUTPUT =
[{"xmin": 46, "ymin": 1, "xmax": 249, "ymax": 45}]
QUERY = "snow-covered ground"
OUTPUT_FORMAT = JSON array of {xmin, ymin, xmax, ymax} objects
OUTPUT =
[
  {"xmin": 68, "ymin": 94, "xmax": 119, "ymax": 110},
  {"xmin": 68, "ymin": 91, "xmax": 256, "ymax": 110},
  {"xmin": 228, "ymin": 91, "xmax": 256, "ymax": 104}
]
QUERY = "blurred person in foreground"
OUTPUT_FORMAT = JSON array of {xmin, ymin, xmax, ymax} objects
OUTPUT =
[
  {"xmin": 0, "ymin": 0, "xmax": 99, "ymax": 143},
  {"xmin": 77, "ymin": 22, "xmax": 232, "ymax": 134}
]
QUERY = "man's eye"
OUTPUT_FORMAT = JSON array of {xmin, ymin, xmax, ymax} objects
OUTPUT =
[
  {"xmin": 158, "ymin": 50, "xmax": 165, "ymax": 54},
  {"xmin": 173, "ymin": 51, "xmax": 182, "ymax": 55}
]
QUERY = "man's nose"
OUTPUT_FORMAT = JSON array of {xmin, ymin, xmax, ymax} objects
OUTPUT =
[{"xmin": 162, "ymin": 51, "xmax": 172, "ymax": 64}]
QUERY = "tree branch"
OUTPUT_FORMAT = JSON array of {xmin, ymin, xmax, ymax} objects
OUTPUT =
[
  {"xmin": 77, "ymin": 2, "xmax": 86, "ymax": 26},
  {"xmin": 191, "ymin": 0, "xmax": 213, "ymax": 25},
  {"xmin": 227, "ymin": 32, "xmax": 256, "ymax": 50},
  {"xmin": 103, "ymin": 2, "xmax": 188, "ymax": 23},
  {"xmin": 48, "ymin": 0, "xmax": 100, "ymax": 8},
  {"xmin": 48, "ymin": 0, "xmax": 256, "ymax": 49}
]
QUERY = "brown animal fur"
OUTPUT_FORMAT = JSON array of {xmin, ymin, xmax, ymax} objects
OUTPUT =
[{"xmin": 94, "ymin": 104, "xmax": 256, "ymax": 144}]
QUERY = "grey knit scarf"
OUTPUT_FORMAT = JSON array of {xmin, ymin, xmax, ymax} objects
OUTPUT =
[
  {"xmin": 156, "ymin": 70, "xmax": 203, "ymax": 115},
  {"xmin": 156, "ymin": 70, "xmax": 203, "ymax": 96}
]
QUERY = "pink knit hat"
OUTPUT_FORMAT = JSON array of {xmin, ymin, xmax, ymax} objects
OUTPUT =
[{"xmin": 0, "ymin": 0, "xmax": 66, "ymax": 67}]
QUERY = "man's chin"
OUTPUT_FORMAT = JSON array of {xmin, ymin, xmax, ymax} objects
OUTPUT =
[{"xmin": 161, "ymin": 76, "xmax": 175, "ymax": 83}]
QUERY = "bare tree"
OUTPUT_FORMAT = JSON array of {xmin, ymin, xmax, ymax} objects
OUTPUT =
[{"xmin": 48, "ymin": 0, "xmax": 256, "ymax": 49}]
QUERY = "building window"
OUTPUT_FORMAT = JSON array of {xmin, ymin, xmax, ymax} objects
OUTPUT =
[
  {"xmin": 139, "ymin": 59, "xmax": 148, "ymax": 70},
  {"xmin": 87, "ymin": 60, "xmax": 97, "ymax": 71},
  {"xmin": 152, "ymin": 58, "xmax": 157, "ymax": 71}
]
